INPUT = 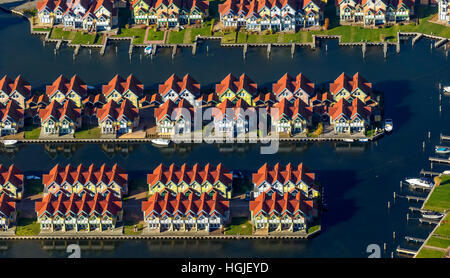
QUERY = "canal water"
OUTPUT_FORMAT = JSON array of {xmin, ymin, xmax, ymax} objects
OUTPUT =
[{"xmin": 0, "ymin": 10, "xmax": 449, "ymax": 258}]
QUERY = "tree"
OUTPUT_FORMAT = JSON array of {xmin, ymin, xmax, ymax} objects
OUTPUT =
[{"xmin": 324, "ymin": 18, "xmax": 329, "ymax": 30}]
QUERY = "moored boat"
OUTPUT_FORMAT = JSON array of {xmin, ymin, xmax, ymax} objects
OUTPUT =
[
  {"xmin": 2, "ymin": 140, "xmax": 18, "ymax": 146},
  {"xmin": 384, "ymin": 119, "xmax": 393, "ymax": 133},
  {"xmin": 443, "ymin": 86, "xmax": 450, "ymax": 94},
  {"xmin": 421, "ymin": 211, "xmax": 444, "ymax": 220},
  {"xmin": 151, "ymin": 139, "xmax": 171, "ymax": 147},
  {"xmin": 435, "ymin": 146, "xmax": 450, "ymax": 154},
  {"xmin": 343, "ymin": 138, "xmax": 354, "ymax": 142},
  {"xmin": 144, "ymin": 45, "xmax": 153, "ymax": 55},
  {"xmin": 404, "ymin": 177, "xmax": 434, "ymax": 188},
  {"xmin": 359, "ymin": 138, "xmax": 369, "ymax": 142}
]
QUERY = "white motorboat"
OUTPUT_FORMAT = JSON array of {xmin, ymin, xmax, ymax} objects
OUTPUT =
[
  {"xmin": 404, "ymin": 177, "xmax": 434, "ymax": 188},
  {"xmin": 421, "ymin": 211, "xmax": 444, "ymax": 220},
  {"xmin": 443, "ymin": 86, "xmax": 450, "ymax": 94},
  {"xmin": 359, "ymin": 138, "xmax": 369, "ymax": 142},
  {"xmin": 26, "ymin": 175, "xmax": 41, "ymax": 180},
  {"xmin": 435, "ymin": 146, "xmax": 450, "ymax": 154},
  {"xmin": 144, "ymin": 45, "xmax": 153, "ymax": 55},
  {"xmin": 343, "ymin": 138, "xmax": 354, "ymax": 142},
  {"xmin": 2, "ymin": 140, "xmax": 18, "ymax": 146},
  {"xmin": 151, "ymin": 139, "xmax": 171, "ymax": 147},
  {"xmin": 384, "ymin": 119, "xmax": 393, "ymax": 132}
]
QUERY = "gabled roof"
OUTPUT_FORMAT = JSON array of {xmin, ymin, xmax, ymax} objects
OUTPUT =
[
  {"xmin": 39, "ymin": 100, "xmax": 81, "ymax": 123},
  {"xmin": 154, "ymin": 99, "xmax": 195, "ymax": 123},
  {"xmin": 212, "ymin": 98, "xmax": 254, "ymax": 121},
  {"xmin": 252, "ymin": 162, "xmax": 315, "ymax": 187},
  {"xmin": 270, "ymin": 98, "xmax": 312, "ymax": 121},
  {"xmin": 0, "ymin": 194, "xmax": 16, "ymax": 217},
  {"xmin": 0, "ymin": 101, "xmax": 24, "ymax": 123},
  {"xmin": 158, "ymin": 74, "xmax": 200, "ymax": 98},
  {"xmin": 0, "ymin": 75, "xmax": 31, "ymax": 98},
  {"xmin": 102, "ymin": 74, "xmax": 144, "ymax": 98},
  {"xmin": 329, "ymin": 98, "xmax": 372, "ymax": 121},
  {"xmin": 196, "ymin": 92, "xmax": 219, "ymax": 105},
  {"xmin": 43, "ymin": 163, "xmax": 127, "ymax": 192},
  {"xmin": 147, "ymin": 163, "xmax": 233, "ymax": 187},
  {"xmin": 254, "ymin": 92, "xmax": 277, "ymax": 105},
  {"xmin": 142, "ymin": 191, "xmax": 229, "ymax": 218},
  {"xmin": 96, "ymin": 99, "xmax": 139, "ymax": 123},
  {"xmin": 272, "ymin": 73, "xmax": 315, "ymax": 98},
  {"xmin": 215, "ymin": 73, "xmax": 257, "ymax": 97},
  {"xmin": 46, "ymin": 74, "xmax": 87, "ymax": 98},
  {"xmin": 329, "ymin": 72, "xmax": 372, "ymax": 96},
  {"xmin": 27, "ymin": 94, "xmax": 50, "ymax": 107},
  {"xmin": 35, "ymin": 191, "xmax": 122, "ymax": 217},
  {"xmin": 0, "ymin": 164, "xmax": 23, "ymax": 188},
  {"xmin": 250, "ymin": 191, "xmax": 314, "ymax": 217}
]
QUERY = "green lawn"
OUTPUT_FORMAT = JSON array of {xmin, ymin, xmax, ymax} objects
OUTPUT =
[
  {"xmin": 146, "ymin": 28, "xmax": 165, "ymax": 41},
  {"xmin": 307, "ymin": 225, "xmax": 321, "ymax": 234},
  {"xmin": 426, "ymin": 236, "xmax": 450, "ymax": 249},
  {"xmin": 423, "ymin": 175, "xmax": 450, "ymax": 212},
  {"xmin": 224, "ymin": 217, "xmax": 253, "ymax": 235},
  {"xmin": 15, "ymin": 218, "xmax": 40, "ymax": 236},
  {"xmin": 166, "ymin": 29, "xmax": 187, "ymax": 44},
  {"xmin": 74, "ymin": 126, "xmax": 102, "ymax": 139},
  {"xmin": 416, "ymin": 247, "xmax": 446, "ymax": 258},
  {"xmin": 434, "ymin": 214, "xmax": 450, "ymax": 237},
  {"xmin": 49, "ymin": 28, "xmax": 101, "ymax": 45},
  {"xmin": 23, "ymin": 125, "xmax": 41, "ymax": 139},
  {"xmin": 123, "ymin": 221, "xmax": 144, "ymax": 235},
  {"xmin": 114, "ymin": 27, "xmax": 148, "ymax": 44}
]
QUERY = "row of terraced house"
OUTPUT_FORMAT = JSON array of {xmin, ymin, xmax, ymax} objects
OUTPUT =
[
  {"xmin": 0, "ymin": 72, "xmax": 380, "ymax": 138},
  {"xmin": 35, "ymin": 0, "xmax": 420, "ymax": 31},
  {"xmin": 336, "ymin": 0, "xmax": 415, "ymax": 25},
  {"xmin": 36, "ymin": 0, "xmax": 118, "ymax": 31},
  {"xmin": 0, "ymin": 162, "xmax": 320, "ymax": 235}
]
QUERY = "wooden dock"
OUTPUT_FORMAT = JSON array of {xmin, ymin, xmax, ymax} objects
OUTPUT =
[
  {"xmin": 429, "ymin": 157, "xmax": 450, "ymax": 165},
  {"xmin": 420, "ymin": 169, "xmax": 441, "ymax": 177},
  {"xmin": 396, "ymin": 246, "xmax": 418, "ymax": 256},
  {"xmin": 398, "ymin": 195, "xmax": 426, "ymax": 202},
  {"xmin": 409, "ymin": 206, "xmax": 425, "ymax": 213},
  {"xmin": 418, "ymin": 218, "xmax": 440, "ymax": 225},
  {"xmin": 440, "ymin": 134, "xmax": 450, "ymax": 141}
]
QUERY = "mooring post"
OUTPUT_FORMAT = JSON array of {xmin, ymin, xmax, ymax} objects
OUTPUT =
[{"xmin": 362, "ymin": 42, "xmax": 366, "ymax": 58}]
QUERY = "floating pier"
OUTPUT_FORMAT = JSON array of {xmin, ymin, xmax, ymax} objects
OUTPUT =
[
  {"xmin": 418, "ymin": 218, "xmax": 440, "ymax": 225},
  {"xmin": 172, "ymin": 44, "xmax": 177, "ymax": 59},
  {"xmin": 429, "ymin": 157, "xmax": 450, "ymax": 165},
  {"xmin": 397, "ymin": 194, "xmax": 426, "ymax": 202},
  {"xmin": 409, "ymin": 206, "xmax": 425, "ymax": 213},
  {"xmin": 192, "ymin": 41, "xmax": 197, "ymax": 55},
  {"xmin": 440, "ymin": 134, "xmax": 450, "ymax": 141},
  {"xmin": 420, "ymin": 169, "xmax": 441, "ymax": 177},
  {"xmin": 396, "ymin": 246, "xmax": 418, "ymax": 256}
]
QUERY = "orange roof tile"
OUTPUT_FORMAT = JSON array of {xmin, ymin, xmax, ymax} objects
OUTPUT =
[{"xmin": 142, "ymin": 191, "xmax": 229, "ymax": 218}]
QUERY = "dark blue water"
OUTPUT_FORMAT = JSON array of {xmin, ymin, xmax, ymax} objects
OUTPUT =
[{"xmin": 0, "ymin": 10, "xmax": 449, "ymax": 257}]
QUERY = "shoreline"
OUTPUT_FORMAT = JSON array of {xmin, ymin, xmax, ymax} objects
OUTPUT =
[
  {"xmin": 0, "ymin": 231, "xmax": 320, "ymax": 240},
  {"xmin": 0, "ymin": 6, "xmax": 447, "ymax": 56}
]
